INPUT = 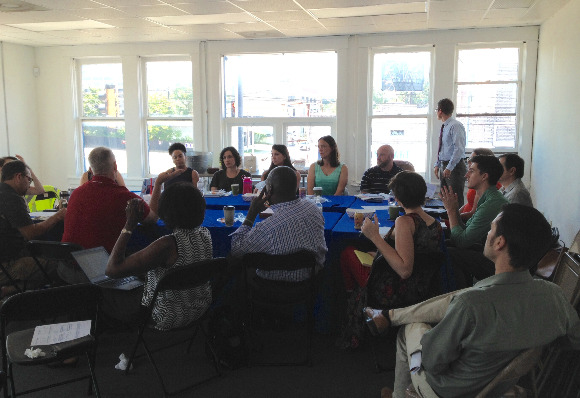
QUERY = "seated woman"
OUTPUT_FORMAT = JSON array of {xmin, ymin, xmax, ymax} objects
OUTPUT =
[
  {"xmin": 160, "ymin": 142, "xmax": 200, "ymax": 189},
  {"xmin": 80, "ymin": 168, "xmax": 125, "ymax": 187},
  {"xmin": 261, "ymin": 144, "xmax": 301, "ymax": 188},
  {"xmin": 210, "ymin": 146, "xmax": 251, "ymax": 192},
  {"xmin": 307, "ymin": 135, "xmax": 348, "ymax": 195},
  {"xmin": 459, "ymin": 148, "xmax": 496, "ymax": 222},
  {"xmin": 338, "ymin": 171, "xmax": 444, "ymax": 348},
  {"xmin": 105, "ymin": 182, "xmax": 212, "ymax": 330}
]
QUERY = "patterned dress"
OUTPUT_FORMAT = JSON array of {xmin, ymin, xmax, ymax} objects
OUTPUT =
[
  {"xmin": 142, "ymin": 227, "xmax": 213, "ymax": 331},
  {"xmin": 340, "ymin": 213, "xmax": 444, "ymax": 348}
]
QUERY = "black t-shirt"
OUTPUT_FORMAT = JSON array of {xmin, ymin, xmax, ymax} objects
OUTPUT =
[
  {"xmin": 209, "ymin": 169, "xmax": 252, "ymax": 192},
  {"xmin": 0, "ymin": 182, "xmax": 32, "ymax": 260}
]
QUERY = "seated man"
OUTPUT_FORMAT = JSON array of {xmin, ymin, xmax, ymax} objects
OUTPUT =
[
  {"xmin": 366, "ymin": 204, "xmax": 580, "ymax": 398},
  {"xmin": 441, "ymin": 155, "xmax": 508, "ymax": 284},
  {"xmin": 498, "ymin": 153, "xmax": 533, "ymax": 207},
  {"xmin": 360, "ymin": 145, "xmax": 403, "ymax": 194},
  {"xmin": 230, "ymin": 166, "xmax": 327, "ymax": 281},
  {"xmin": 0, "ymin": 160, "xmax": 66, "ymax": 296},
  {"xmin": 62, "ymin": 147, "xmax": 157, "ymax": 253}
]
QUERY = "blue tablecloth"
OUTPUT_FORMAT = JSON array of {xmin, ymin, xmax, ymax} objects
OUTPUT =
[
  {"xmin": 349, "ymin": 197, "xmax": 392, "ymax": 209},
  {"xmin": 203, "ymin": 195, "xmax": 251, "ymax": 210},
  {"xmin": 320, "ymin": 195, "xmax": 356, "ymax": 212}
]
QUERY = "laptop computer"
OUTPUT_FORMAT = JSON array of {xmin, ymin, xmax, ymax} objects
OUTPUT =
[{"xmin": 71, "ymin": 247, "xmax": 144, "ymax": 290}]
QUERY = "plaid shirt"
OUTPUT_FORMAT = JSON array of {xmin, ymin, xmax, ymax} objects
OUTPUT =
[{"xmin": 230, "ymin": 198, "xmax": 327, "ymax": 281}]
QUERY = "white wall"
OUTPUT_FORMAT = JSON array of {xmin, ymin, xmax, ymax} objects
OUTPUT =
[
  {"xmin": 0, "ymin": 43, "xmax": 40, "ymax": 171},
  {"xmin": 532, "ymin": 0, "xmax": 580, "ymax": 246}
]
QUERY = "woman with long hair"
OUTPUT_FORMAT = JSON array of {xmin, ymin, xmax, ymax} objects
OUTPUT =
[
  {"xmin": 261, "ymin": 144, "xmax": 301, "ymax": 188},
  {"xmin": 209, "ymin": 146, "xmax": 251, "ymax": 192},
  {"xmin": 306, "ymin": 135, "xmax": 348, "ymax": 195}
]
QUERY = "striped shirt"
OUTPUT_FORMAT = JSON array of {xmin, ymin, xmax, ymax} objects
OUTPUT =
[
  {"xmin": 360, "ymin": 163, "xmax": 403, "ymax": 194},
  {"xmin": 230, "ymin": 198, "xmax": 327, "ymax": 281}
]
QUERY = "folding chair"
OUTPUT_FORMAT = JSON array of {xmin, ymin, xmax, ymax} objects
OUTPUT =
[
  {"xmin": 26, "ymin": 240, "xmax": 84, "ymax": 286},
  {"xmin": 0, "ymin": 284, "xmax": 101, "ymax": 398},
  {"xmin": 242, "ymin": 250, "xmax": 317, "ymax": 366},
  {"xmin": 27, "ymin": 185, "xmax": 60, "ymax": 212},
  {"xmin": 125, "ymin": 258, "xmax": 228, "ymax": 398}
]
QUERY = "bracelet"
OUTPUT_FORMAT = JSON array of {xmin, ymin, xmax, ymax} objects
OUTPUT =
[
  {"xmin": 121, "ymin": 228, "xmax": 133, "ymax": 235},
  {"xmin": 243, "ymin": 218, "xmax": 255, "ymax": 226}
]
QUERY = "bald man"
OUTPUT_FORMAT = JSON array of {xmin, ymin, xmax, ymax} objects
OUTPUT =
[{"xmin": 360, "ymin": 145, "xmax": 403, "ymax": 194}]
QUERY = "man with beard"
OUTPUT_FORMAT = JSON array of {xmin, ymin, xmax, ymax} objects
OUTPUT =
[{"xmin": 360, "ymin": 145, "xmax": 403, "ymax": 194}]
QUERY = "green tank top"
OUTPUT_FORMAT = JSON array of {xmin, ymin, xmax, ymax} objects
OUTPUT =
[{"xmin": 314, "ymin": 163, "xmax": 343, "ymax": 195}]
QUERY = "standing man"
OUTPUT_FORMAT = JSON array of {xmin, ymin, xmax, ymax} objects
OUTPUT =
[
  {"xmin": 360, "ymin": 145, "xmax": 403, "ymax": 194},
  {"xmin": 434, "ymin": 98, "xmax": 467, "ymax": 207},
  {"xmin": 0, "ymin": 160, "xmax": 66, "ymax": 296},
  {"xmin": 498, "ymin": 153, "xmax": 533, "ymax": 207}
]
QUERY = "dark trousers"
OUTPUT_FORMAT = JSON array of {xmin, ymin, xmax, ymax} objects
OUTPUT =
[
  {"xmin": 439, "ymin": 160, "xmax": 467, "ymax": 208},
  {"xmin": 448, "ymin": 246, "xmax": 494, "ymax": 288}
]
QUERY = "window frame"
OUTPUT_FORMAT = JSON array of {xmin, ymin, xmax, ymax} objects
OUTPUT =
[
  {"xmin": 454, "ymin": 43, "xmax": 524, "ymax": 153},
  {"xmin": 368, "ymin": 46, "xmax": 434, "ymax": 176},
  {"xmin": 141, "ymin": 56, "xmax": 194, "ymax": 176},
  {"xmin": 75, "ymin": 57, "xmax": 125, "ymax": 174}
]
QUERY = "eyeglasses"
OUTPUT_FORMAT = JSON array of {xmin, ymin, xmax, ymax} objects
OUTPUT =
[{"xmin": 21, "ymin": 174, "xmax": 33, "ymax": 183}]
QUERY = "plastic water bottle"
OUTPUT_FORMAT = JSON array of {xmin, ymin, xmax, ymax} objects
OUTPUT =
[
  {"xmin": 242, "ymin": 177, "xmax": 252, "ymax": 194},
  {"xmin": 315, "ymin": 196, "xmax": 323, "ymax": 212}
]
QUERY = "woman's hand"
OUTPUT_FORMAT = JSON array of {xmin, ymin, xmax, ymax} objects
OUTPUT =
[
  {"xmin": 361, "ymin": 214, "xmax": 381, "ymax": 240},
  {"xmin": 156, "ymin": 168, "xmax": 185, "ymax": 185},
  {"xmin": 125, "ymin": 198, "xmax": 145, "ymax": 231}
]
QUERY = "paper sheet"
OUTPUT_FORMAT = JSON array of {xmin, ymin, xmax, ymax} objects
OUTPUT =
[
  {"xmin": 31, "ymin": 321, "xmax": 91, "ymax": 346},
  {"xmin": 354, "ymin": 250, "xmax": 374, "ymax": 267},
  {"xmin": 410, "ymin": 350, "xmax": 422, "ymax": 374}
]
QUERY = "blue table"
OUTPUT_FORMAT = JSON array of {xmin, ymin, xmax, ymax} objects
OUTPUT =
[
  {"xmin": 204, "ymin": 195, "xmax": 251, "ymax": 210},
  {"xmin": 320, "ymin": 195, "xmax": 356, "ymax": 213},
  {"xmin": 349, "ymin": 197, "xmax": 392, "ymax": 209}
]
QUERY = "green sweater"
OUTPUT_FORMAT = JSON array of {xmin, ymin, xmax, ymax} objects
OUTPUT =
[{"xmin": 450, "ymin": 186, "xmax": 508, "ymax": 248}]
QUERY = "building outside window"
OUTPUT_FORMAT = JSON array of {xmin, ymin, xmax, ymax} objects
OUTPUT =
[
  {"xmin": 371, "ymin": 50, "xmax": 431, "ymax": 174},
  {"xmin": 455, "ymin": 47, "xmax": 520, "ymax": 150},
  {"xmin": 144, "ymin": 59, "xmax": 193, "ymax": 175},
  {"xmin": 223, "ymin": 52, "xmax": 337, "ymax": 173},
  {"xmin": 78, "ymin": 61, "xmax": 126, "ymax": 173}
]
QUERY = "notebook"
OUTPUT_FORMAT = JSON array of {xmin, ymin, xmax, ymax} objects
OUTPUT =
[{"xmin": 71, "ymin": 247, "xmax": 143, "ymax": 290}]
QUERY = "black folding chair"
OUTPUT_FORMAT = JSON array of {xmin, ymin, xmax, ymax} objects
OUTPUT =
[
  {"xmin": 0, "ymin": 284, "xmax": 101, "ymax": 398},
  {"xmin": 242, "ymin": 250, "xmax": 318, "ymax": 366},
  {"xmin": 26, "ymin": 240, "xmax": 84, "ymax": 286},
  {"xmin": 125, "ymin": 258, "xmax": 228, "ymax": 398}
]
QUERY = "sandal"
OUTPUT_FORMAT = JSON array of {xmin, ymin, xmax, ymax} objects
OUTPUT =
[{"xmin": 363, "ymin": 307, "xmax": 390, "ymax": 336}]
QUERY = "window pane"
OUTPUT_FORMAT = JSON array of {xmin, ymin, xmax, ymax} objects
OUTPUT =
[
  {"xmin": 229, "ymin": 126, "xmax": 274, "ymax": 173},
  {"xmin": 457, "ymin": 116, "xmax": 516, "ymax": 148},
  {"xmin": 146, "ymin": 61, "xmax": 193, "ymax": 117},
  {"xmin": 456, "ymin": 83, "xmax": 518, "ymax": 114},
  {"xmin": 224, "ymin": 52, "xmax": 337, "ymax": 118},
  {"xmin": 82, "ymin": 121, "xmax": 126, "ymax": 173},
  {"xmin": 81, "ymin": 64, "xmax": 124, "ymax": 117},
  {"xmin": 372, "ymin": 52, "xmax": 430, "ymax": 116},
  {"xmin": 371, "ymin": 118, "xmax": 427, "ymax": 173},
  {"xmin": 286, "ymin": 126, "xmax": 332, "ymax": 170},
  {"xmin": 457, "ymin": 48, "xmax": 519, "ymax": 82},
  {"xmin": 147, "ymin": 121, "xmax": 194, "ymax": 175}
]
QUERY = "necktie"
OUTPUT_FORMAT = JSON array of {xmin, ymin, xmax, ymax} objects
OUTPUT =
[{"xmin": 437, "ymin": 124, "xmax": 444, "ymax": 161}]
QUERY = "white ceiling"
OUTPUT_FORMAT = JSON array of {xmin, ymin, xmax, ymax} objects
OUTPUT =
[{"xmin": 0, "ymin": 0, "xmax": 571, "ymax": 47}]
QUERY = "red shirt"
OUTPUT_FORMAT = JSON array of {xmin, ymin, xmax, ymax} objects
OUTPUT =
[{"xmin": 62, "ymin": 175, "xmax": 150, "ymax": 252}]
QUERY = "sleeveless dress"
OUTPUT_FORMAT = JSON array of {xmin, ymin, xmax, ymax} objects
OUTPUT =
[
  {"xmin": 340, "ymin": 213, "xmax": 444, "ymax": 347},
  {"xmin": 314, "ymin": 163, "xmax": 343, "ymax": 195},
  {"xmin": 164, "ymin": 167, "xmax": 193, "ymax": 188},
  {"xmin": 141, "ymin": 227, "xmax": 213, "ymax": 331}
]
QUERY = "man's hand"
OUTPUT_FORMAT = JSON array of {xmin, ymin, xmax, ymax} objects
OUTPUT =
[
  {"xmin": 443, "ymin": 168, "xmax": 451, "ymax": 179},
  {"xmin": 52, "ymin": 208, "xmax": 67, "ymax": 222},
  {"xmin": 434, "ymin": 166, "xmax": 440, "ymax": 180},
  {"xmin": 246, "ymin": 188, "xmax": 269, "ymax": 221},
  {"xmin": 125, "ymin": 198, "xmax": 145, "ymax": 231},
  {"xmin": 439, "ymin": 185, "xmax": 459, "ymax": 213}
]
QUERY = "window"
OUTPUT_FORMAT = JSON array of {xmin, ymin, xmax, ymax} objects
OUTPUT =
[
  {"xmin": 371, "ymin": 51, "xmax": 431, "ymax": 173},
  {"xmin": 455, "ymin": 47, "xmax": 520, "ymax": 149},
  {"xmin": 223, "ymin": 52, "xmax": 337, "ymax": 173},
  {"xmin": 78, "ymin": 61, "xmax": 126, "ymax": 173},
  {"xmin": 145, "ymin": 59, "xmax": 193, "ymax": 175}
]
